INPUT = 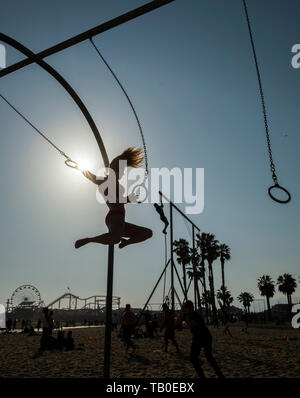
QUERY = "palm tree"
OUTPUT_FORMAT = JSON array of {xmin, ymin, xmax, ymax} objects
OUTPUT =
[
  {"xmin": 218, "ymin": 243, "xmax": 231, "ymax": 290},
  {"xmin": 173, "ymin": 238, "xmax": 191, "ymax": 299},
  {"xmin": 200, "ymin": 233, "xmax": 220, "ymax": 321},
  {"xmin": 196, "ymin": 233, "xmax": 209, "ymax": 321},
  {"xmin": 237, "ymin": 292, "xmax": 254, "ymax": 314},
  {"xmin": 277, "ymin": 274, "xmax": 297, "ymax": 308},
  {"xmin": 188, "ymin": 247, "xmax": 202, "ymax": 311},
  {"xmin": 217, "ymin": 286, "xmax": 233, "ymax": 308},
  {"xmin": 257, "ymin": 275, "xmax": 275, "ymax": 321},
  {"xmin": 201, "ymin": 290, "xmax": 213, "ymax": 316}
]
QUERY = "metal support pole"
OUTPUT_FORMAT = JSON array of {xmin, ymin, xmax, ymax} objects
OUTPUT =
[
  {"xmin": 103, "ymin": 244, "xmax": 114, "ymax": 378},
  {"xmin": 173, "ymin": 262, "xmax": 187, "ymax": 299},
  {"xmin": 170, "ymin": 203, "xmax": 175, "ymax": 312},
  {"xmin": 192, "ymin": 226, "xmax": 197, "ymax": 311},
  {"xmin": 0, "ymin": 0, "xmax": 175, "ymax": 78},
  {"xmin": 137, "ymin": 259, "xmax": 170, "ymax": 323},
  {"xmin": 174, "ymin": 288, "xmax": 182, "ymax": 309}
]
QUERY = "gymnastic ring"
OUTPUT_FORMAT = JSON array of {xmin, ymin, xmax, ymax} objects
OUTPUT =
[
  {"xmin": 65, "ymin": 159, "xmax": 78, "ymax": 169},
  {"xmin": 268, "ymin": 184, "xmax": 291, "ymax": 204},
  {"xmin": 132, "ymin": 183, "xmax": 148, "ymax": 203}
]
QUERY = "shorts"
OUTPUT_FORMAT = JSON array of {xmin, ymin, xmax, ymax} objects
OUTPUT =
[{"xmin": 105, "ymin": 209, "xmax": 125, "ymax": 226}]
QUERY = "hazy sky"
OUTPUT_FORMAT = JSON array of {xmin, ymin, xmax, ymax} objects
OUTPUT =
[{"xmin": 0, "ymin": 0, "xmax": 299, "ymax": 310}]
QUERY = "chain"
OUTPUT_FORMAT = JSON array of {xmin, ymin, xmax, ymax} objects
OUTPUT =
[
  {"xmin": 242, "ymin": 0, "xmax": 278, "ymax": 185},
  {"xmin": 89, "ymin": 37, "xmax": 148, "ymax": 179},
  {"xmin": 0, "ymin": 93, "xmax": 70, "ymax": 161}
]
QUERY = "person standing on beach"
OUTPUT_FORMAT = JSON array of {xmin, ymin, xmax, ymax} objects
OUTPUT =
[
  {"xmin": 121, "ymin": 304, "xmax": 136, "ymax": 352},
  {"xmin": 42, "ymin": 309, "xmax": 49, "ymax": 335},
  {"xmin": 218, "ymin": 300, "xmax": 233, "ymax": 338},
  {"xmin": 177, "ymin": 301, "xmax": 224, "ymax": 379},
  {"xmin": 112, "ymin": 312, "xmax": 118, "ymax": 331},
  {"xmin": 241, "ymin": 311, "xmax": 249, "ymax": 334},
  {"xmin": 48, "ymin": 311, "xmax": 54, "ymax": 336},
  {"xmin": 160, "ymin": 303, "xmax": 180, "ymax": 353},
  {"xmin": 36, "ymin": 319, "xmax": 41, "ymax": 332}
]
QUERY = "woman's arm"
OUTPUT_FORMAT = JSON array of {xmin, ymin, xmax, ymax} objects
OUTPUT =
[{"xmin": 82, "ymin": 170, "xmax": 107, "ymax": 186}]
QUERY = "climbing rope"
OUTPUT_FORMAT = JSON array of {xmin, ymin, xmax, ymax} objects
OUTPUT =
[
  {"xmin": 242, "ymin": 0, "xmax": 291, "ymax": 204},
  {"xmin": 162, "ymin": 232, "xmax": 168, "ymax": 303}
]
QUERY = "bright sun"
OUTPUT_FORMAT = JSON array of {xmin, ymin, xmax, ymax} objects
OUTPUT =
[{"xmin": 76, "ymin": 158, "xmax": 92, "ymax": 171}]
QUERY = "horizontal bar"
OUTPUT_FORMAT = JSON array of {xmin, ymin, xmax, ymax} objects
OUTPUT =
[
  {"xmin": 159, "ymin": 191, "xmax": 200, "ymax": 232},
  {"xmin": 0, "ymin": 0, "xmax": 175, "ymax": 78}
]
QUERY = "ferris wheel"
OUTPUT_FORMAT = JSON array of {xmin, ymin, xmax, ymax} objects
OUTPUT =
[{"xmin": 11, "ymin": 285, "xmax": 42, "ymax": 308}]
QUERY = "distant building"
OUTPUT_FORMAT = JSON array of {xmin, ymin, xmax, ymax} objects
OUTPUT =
[
  {"xmin": 271, "ymin": 304, "xmax": 290, "ymax": 314},
  {"xmin": 228, "ymin": 305, "xmax": 243, "ymax": 315}
]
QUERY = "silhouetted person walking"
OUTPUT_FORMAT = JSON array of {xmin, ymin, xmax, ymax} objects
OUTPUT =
[
  {"xmin": 161, "ymin": 303, "xmax": 179, "ymax": 353},
  {"xmin": 121, "ymin": 304, "xmax": 136, "ymax": 352},
  {"xmin": 218, "ymin": 300, "xmax": 233, "ymax": 338},
  {"xmin": 177, "ymin": 301, "xmax": 224, "ymax": 379}
]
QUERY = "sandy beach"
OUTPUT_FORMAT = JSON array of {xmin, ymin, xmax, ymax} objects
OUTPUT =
[{"xmin": 0, "ymin": 322, "xmax": 299, "ymax": 378}]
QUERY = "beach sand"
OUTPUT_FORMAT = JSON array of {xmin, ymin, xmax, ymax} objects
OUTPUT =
[{"xmin": 0, "ymin": 323, "xmax": 299, "ymax": 378}]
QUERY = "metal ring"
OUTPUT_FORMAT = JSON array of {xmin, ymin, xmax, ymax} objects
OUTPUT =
[
  {"xmin": 268, "ymin": 184, "xmax": 291, "ymax": 204},
  {"xmin": 132, "ymin": 183, "xmax": 148, "ymax": 203},
  {"xmin": 65, "ymin": 159, "xmax": 78, "ymax": 169}
]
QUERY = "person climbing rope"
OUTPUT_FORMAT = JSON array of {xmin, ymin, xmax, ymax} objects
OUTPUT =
[
  {"xmin": 154, "ymin": 203, "xmax": 169, "ymax": 234},
  {"xmin": 75, "ymin": 147, "xmax": 152, "ymax": 249}
]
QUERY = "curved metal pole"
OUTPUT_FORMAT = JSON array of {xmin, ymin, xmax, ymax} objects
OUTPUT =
[
  {"xmin": 0, "ymin": 33, "xmax": 114, "ymax": 377},
  {"xmin": 0, "ymin": 32, "xmax": 109, "ymax": 168}
]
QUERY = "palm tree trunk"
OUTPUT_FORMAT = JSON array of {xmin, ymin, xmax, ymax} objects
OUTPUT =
[
  {"xmin": 201, "ymin": 260, "xmax": 209, "ymax": 322},
  {"xmin": 266, "ymin": 296, "xmax": 272, "ymax": 321},
  {"xmin": 288, "ymin": 294, "xmax": 292, "ymax": 310},
  {"xmin": 182, "ymin": 264, "xmax": 188, "ymax": 300},
  {"xmin": 221, "ymin": 258, "xmax": 225, "ymax": 289},
  {"xmin": 208, "ymin": 261, "xmax": 217, "ymax": 322},
  {"xmin": 196, "ymin": 282, "xmax": 201, "ymax": 313}
]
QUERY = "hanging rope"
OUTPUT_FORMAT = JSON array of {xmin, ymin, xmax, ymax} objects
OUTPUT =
[
  {"xmin": 89, "ymin": 37, "xmax": 149, "ymax": 177},
  {"xmin": 0, "ymin": 93, "xmax": 78, "ymax": 168},
  {"xmin": 242, "ymin": 0, "xmax": 291, "ymax": 204},
  {"xmin": 162, "ymin": 232, "xmax": 167, "ymax": 303}
]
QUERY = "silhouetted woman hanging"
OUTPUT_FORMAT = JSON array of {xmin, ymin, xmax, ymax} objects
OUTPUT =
[
  {"xmin": 154, "ymin": 202, "xmax": 169, "ymax": 234},
  {"xmin": 75, "ymin": 147, "xmax": 152, "ymax": 249}
]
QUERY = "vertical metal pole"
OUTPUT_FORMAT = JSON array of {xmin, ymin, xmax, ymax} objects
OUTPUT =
[
  {"xmin": 192, "ymin": 226, "xmax": 197, "ymax": 311},
  {"xmin": 137, "ymin": 259, "xmax": 170, "ymax": 323},
  {"xmin": 170, "ymin": 203, "xmax": 175, "ymax": 312},
  {"xmin": 104, "ymin": 244, "xmax": 114, "ymax": 378}
]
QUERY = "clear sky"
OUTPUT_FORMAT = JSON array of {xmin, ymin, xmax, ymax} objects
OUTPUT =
[{"xmin": 0, "ymin": 0, "xmax": 299, "ymax": 310}]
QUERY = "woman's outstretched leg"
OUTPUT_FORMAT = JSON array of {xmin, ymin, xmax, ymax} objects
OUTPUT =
[
  {"xmin": 119, "ymin": 222, "xmax": 152, "ymax": 249},
  {"xmin": 204, "ymin": 344, "xmax": 224, "ymax": 378},
  {"xmin": 75, "ymin": 216, "xmax": 124, "ymax": 248},
  {"xmin": 75, "ymin": 233, "xmax": 121, "ymax": 248}
]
